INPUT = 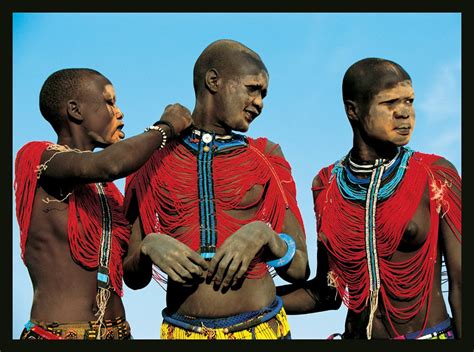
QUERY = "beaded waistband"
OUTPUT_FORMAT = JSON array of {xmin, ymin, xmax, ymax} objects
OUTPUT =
[
  {"xmin": 21, "ymin": 316, "xmax": 131, "ymax": 340},
  {"xmin": 392, "ymin": 318, "xmax": 455, "ymax": 340},
  {"xmin": 162, "ymin": 296, "xmax": 283, "ymax": 333}
]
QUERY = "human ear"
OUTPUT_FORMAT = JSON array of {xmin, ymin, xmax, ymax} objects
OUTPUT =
[
  {"xmin": 205, "ymin": 69, "xmax": 220, "ymax": 93},
  {"xmin": 344, "ymin": 100, "xmax": 359, "ymax": 122},
  {"xmin": 66, "ymin": 100, "xmax": 83, "ymax": 123}
]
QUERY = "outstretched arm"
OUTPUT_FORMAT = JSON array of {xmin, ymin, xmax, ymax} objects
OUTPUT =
[
  {"xmin": 39, "ymin": 104, "xmax": 192, "ymax": 183},
  {"xmin": 277, "ymin": 173, "xmax": 342, "ymax": 313},
  {"xmin": 277, "ymin": 239, "xmax": 342, "ymax": 313}
]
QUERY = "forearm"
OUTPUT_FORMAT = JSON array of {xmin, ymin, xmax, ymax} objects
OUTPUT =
[
  {"xmin": 264, "ymin": 223, "xmax": 309, "ymax": 282},
  {"xmin": 277, "ymin": 277, "xmax": 341, "ymax": 314},
  {"xmin": 43, "ymin": 128, "xmax": 169, "ymax": 182},
  {"xmin": 93, "ymin": 129, "xmax": 170, "ymax": 181}
]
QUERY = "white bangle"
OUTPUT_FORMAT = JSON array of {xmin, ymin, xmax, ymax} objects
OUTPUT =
[{"xmin": 144, "ymin": 125, "xmax": 168, "ymax": 149}]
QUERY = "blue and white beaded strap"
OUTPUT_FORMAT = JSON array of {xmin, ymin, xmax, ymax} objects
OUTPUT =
[
  {"xmin": 197, "ymin": 134, "xmax": 218, "ymax": 259},
  {"xmin": 95, "ymin": 183, "xmax": 113, "ymax": 289},
  {"xmin": 365, "ymin": 160, "xmax": 384, "ymax": 293},
  {"xmin": 266, "ymin": 233, "xmax": 296, "ymax": 268},
  {"xmin": 185, "ymin": 130, "xmax": 248, "ymax": 260}
]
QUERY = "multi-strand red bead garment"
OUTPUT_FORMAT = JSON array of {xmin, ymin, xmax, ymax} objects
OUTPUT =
[
  {"xmin": 125, "ymin": 134, "xmax": 304, "ymax": 279},
  {"xmin": 14, "ymin": 141, "xmax": 130, "ymax": 296},
  {"xmin": 313, "ymin": 151, "xmax": 461, "ymax": 338}
]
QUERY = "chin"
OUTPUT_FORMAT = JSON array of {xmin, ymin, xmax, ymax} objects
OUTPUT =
[
  {"xmin": 394, "ymin": 140, "xmax": 410, "ymax": 147},
  {"xmin": 234, "ymin": 122, "xmax": 250, "ymax": 133}
]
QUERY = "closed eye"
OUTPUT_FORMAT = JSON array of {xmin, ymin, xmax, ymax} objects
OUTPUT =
[
  {"xmin": 381, "ymin": 98, "xmax": 399, "ymax": 105},
  {"xmin": 246, "ymin": 85, "xmax": 267, "ymax": 99}
]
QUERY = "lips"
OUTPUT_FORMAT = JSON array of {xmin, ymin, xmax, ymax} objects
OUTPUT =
[
  {"xmin": 117, "ymin": 124, "xmax": 125, "ymax": 139},
  {"xmin": 244, "ymin": 110, "xmax": 258, "ymax": 123},
  {"xmin": 394, "ymin": 126, "xmax": 411, "ymax": 135}
]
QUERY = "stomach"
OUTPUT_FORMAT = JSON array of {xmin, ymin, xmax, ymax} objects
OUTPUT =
[{"xmin": 166, "ymin": 271, "xmax": 276, "ymax": 317}]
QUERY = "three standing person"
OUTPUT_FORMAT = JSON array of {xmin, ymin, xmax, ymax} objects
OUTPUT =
[{"xmin": 14, "ymin": 51, "xmax": 461, "ymax": 340}]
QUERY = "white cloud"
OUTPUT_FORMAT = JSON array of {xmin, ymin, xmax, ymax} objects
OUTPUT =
[{"xmin": 417, "ymin": 60, "xmax": 461, "ymax": 122}]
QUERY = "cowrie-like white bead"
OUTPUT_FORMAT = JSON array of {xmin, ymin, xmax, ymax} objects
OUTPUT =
[{"xmin": 202, "ymin": 133, "xmax": 213, "ymax": 144}]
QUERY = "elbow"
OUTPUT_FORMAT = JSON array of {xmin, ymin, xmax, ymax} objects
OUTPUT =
[
  {"xmin": 101, "ymin": 163, "xmax": 123, "ymax": 182},
  {"xmin": 278, "ymin": 262, "xmax": 310, "ymax": 283},
  {"xmin": 122, "ymin": 259, "xmax": 152, "ymax": 290},
  {"xmin": 123, "ymin": 271, "xmax": 150, "ymax": 290},
  {"xmin": 94, "ymin": 154, "xmax": 127, "ymax": 182}
]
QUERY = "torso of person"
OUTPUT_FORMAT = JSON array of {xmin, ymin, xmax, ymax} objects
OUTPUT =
[
  {"xmin": 25, "ymin": 180, "xmax": 125, "ymax": 323},
  {"xmin": 165, "ymin": 182, "xmax": 277, "ymax": 317},
  {"xmin": 324, "ymin": 184, "xmax": 449, "ymax": 338}
]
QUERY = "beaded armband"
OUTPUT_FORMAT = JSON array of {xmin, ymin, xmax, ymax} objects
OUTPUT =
[
  {"xmin": 266, "ymin": 233, "xmax": 296, "ymax": 268},
  {"xmin": 144, "ymin": 125, "xmax": 168, "ymax": 149}
]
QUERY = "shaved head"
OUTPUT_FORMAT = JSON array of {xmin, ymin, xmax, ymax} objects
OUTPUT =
[
  {"xmin": 193, "ymin": 39, "xmax": 268, "ymax": 96},
  {"xmin": 342, "ymin": 58, "xmax": 411, "ymax": 107},
  {"xmin": 39, "ymin": 68, "xmax": 108, "ymax": 132}
]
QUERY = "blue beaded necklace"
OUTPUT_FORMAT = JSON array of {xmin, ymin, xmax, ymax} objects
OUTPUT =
[
  {"xmin": 182, "ymin": 129, "xmax": 248, "ymax": 260},
  {"xmin": 332, "ymin": 146, "xmax": 413, "ymax": 202}
]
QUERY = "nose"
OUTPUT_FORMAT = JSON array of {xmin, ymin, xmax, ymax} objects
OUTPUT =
[
  {"xmin": 115, "ymin": 106, "xmax": 124, "ymax": 120},
  {"xmin": 395, "ymin": 105, "xmax": 411, "ymax": 119},
  {"xmin": 253, "ymin": 94, "xmax": 264, "ymax": 113}
]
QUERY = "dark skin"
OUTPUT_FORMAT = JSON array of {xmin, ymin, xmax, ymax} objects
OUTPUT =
[
  {"xmin": 123, "ymin": 42, "xmax": 309, "ymax": 319},
  {"xmin": 24, "ymin": 73, "xmax": 192, "ymax": 323},
  {"xmin": 278, "ymin": 79, "xmax": 461, "ymax": 338}
]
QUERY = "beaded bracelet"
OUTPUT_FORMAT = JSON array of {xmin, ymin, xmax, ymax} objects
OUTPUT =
[
  {"xmin": 154, "ymin": 120, "xmax": 176, "ymax": 139},
  {"xmin": 266, "ymin": 233, "xmax": 296, "ymax": 268},
  {"xmin": 144, "ymin": 125, "xmax": 167, "ymax": 149}
]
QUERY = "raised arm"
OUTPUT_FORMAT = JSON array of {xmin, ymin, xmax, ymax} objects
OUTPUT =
[{"xmin": 39, "ymin": 104, "xmax": 191, "ymax": 183}]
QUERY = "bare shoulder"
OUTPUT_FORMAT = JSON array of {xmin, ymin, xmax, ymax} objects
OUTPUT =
[
  {"xmin": 312, "ymin": 173, "xmax": 323, "ymax": 189},
  {"xmin": 263, "ymin": 139, "xmax": 284, "ymax": 157},
  {"xmin": 312, "ymin": 165, "xmax": 333, "ymax": 188},
  {"xmin": 432, "ymin": 156, "xmax": 458, "ymax": 173}
]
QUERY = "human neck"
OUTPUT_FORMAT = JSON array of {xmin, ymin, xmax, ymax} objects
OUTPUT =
[
  {"xmin": 350, "ymin": 140, "xmax": 399, "ymax": 165},
  {"xmin": 57, "ymin": 131, "xmax": 95, "ymax": 152},
  {"xmin": 192, "ymin": 104, "xmax": 231, "ymax": 136}
]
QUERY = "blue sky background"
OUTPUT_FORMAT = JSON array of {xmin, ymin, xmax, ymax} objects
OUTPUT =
[{"xmin": 12, "ymin": 13, "xmax": 461, "ymax": 339}]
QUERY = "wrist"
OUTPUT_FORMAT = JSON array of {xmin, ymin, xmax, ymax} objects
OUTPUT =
[
  {"xmin": 154, "ymin": 120, "xmax": 176, "ymax": 139},
  {"xmin": 266, "ymin": 233, "xmax": 296, "ymax": 268},
  {"xmin": 140, "ymin": 233, "xmax": 159, "ymax": 257},
  {"xmin": 144, "ymin": 125, "xmax": 168, "ymax": 149}
]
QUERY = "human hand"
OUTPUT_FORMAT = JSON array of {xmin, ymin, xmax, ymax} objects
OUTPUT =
[
  {"xmin": 207, "ymin": 222, "xmax": 273, "ymax": 289},
  {"xmin": 159, "ymin": 103, "xmax": 192, "ymax": 137},
  {"xmin": 141, "ymin": 233, "xmax": 208, "ymax": 284}
]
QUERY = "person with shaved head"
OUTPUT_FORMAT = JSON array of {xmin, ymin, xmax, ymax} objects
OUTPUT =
[
  {"xmin": 14, "ymin": 68, "xmax": 192, "ymax": 339},
  {"xmin": 277, "ymin": 58, "xmax": 461, "ymax": 340},
  {"xmin": 123, "ymin": 39, "xmax": 309, "ymax": 339}
]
